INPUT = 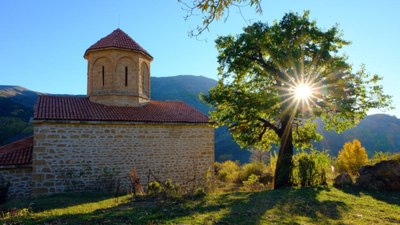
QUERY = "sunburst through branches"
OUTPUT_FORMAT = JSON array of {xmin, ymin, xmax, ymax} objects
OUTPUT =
[
  {"xmin": 276, "ymin": 73, "xmax": 322, "ymax": 116},
  {"xmin": 293, "ymin": 83, "xmax": 312, "ymax": 101},
  {"xmin": 290, "ymin": 78, "xmax": 320, "ymax": 113}
]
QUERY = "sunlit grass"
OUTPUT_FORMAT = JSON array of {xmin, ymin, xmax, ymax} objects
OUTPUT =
[
  {"xmin": 1, "ymin": 188, "xmax": 399, "ymax": 224},
  {"xmin": 33, "ymin": 195, "xmax": 130, "ymax": 218},
  {"xmin": 1, "ymin": 192, "xmax": 130, "ymax": 223}
]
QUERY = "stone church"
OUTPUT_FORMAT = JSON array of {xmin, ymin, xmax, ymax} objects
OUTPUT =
[{"xmin": 0, "ymin": 29, "xmax": 214, "ymax": 199}]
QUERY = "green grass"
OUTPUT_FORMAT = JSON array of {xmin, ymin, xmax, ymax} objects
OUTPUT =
[{"xmin": 1, "ymin": 187, "xmax": 399, "ymax": 225}]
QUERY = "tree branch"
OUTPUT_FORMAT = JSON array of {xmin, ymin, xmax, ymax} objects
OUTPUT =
[
  {"xmin": 258, "ymin": 118, "xmax": 280, "ymax": 136},
  {"xmin": 258, "ymin": 123, "xmax": 268, "ymax": 141}
]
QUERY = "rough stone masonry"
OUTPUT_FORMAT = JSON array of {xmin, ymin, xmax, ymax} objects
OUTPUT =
[{"xmin": 32, "ymin": 122, "xmax": 213, "ymax": 196}]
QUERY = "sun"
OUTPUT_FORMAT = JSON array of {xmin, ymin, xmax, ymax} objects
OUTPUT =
[{"xmin": 294, "ymin": 83, "xmax": 312, "ymax": 100}]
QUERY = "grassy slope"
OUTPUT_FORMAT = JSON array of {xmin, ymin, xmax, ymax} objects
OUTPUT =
[{"xmin": 2, "ymin": 187, "xmax": 399, "ymax": 225}]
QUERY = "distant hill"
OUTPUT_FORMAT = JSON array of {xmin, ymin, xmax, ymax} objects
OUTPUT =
[
  {"xmin": 0, "ymin": 85, "xmax": 41, "ymax": 108},
  {"xmin": 316, "ymin": 114, "xmax": 400, "ymax": 156},
  {"xmin": 151, "ymin": 75, "xmax": 216, "ymax": 114},
  {"xmin": 0, "ymin": 97, "xmax": 33, "ymax": 145},
  {"xmin": 0, "ymin": 86, "xmax": 39, "ymax": 145},
  {"xmin": 1, "ymin": 76, "xmax": 399, "ymax": 161}
]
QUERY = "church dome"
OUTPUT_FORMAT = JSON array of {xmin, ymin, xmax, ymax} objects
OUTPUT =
[
  {"xmin": 84, "ymin": 29, "xmax": 152, "ymax": 107},
  {"xmin": 84, "ymin": 28, "xmax": 152, "ymax": 59}
]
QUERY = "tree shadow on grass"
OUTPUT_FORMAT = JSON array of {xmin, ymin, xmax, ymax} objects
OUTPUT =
[
  {"xmin": 79, "ymin": 187, "xmax": 347, "ymax": 224},
  {"xmin": 215, "ymin": 186, "xmax": 348, "ymax": 225},
  {"xmin": 340, "ymin": 186, "xmax": 400, "ymax": 206},
  {"xmin": 3, "ymin": 188, "xmax": 350, "ymax": 225},
  {"xmin": 0, "ymin": 192, "xmax": 117, "ymax": 213},
  {"xmin": 125, "ymin": 186, "xmax": 348, "ymax": 224}
]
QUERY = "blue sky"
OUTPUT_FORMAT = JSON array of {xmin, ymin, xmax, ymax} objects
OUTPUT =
[{"xmin": 1, "ymin": 0, "xmax": 399, "ymax": 117}]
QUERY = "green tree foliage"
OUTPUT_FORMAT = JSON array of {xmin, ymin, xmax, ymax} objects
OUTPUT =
[
  {"xmin": 202, "ymin": 12, "xmax": 391, "ymax": 188},
  {"xmin": 336, "ymin": 139, "xmax": 368, "ymax": 176},
  {"xmin": 180, "ymin": 0, "xmax": 262, "ymax": 37}
]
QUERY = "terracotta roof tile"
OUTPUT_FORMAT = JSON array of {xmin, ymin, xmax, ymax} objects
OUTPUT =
[
  {"xmin": 34, "ymin": 96, "xmax": 209, "ymax": 123},
  {"xmin": 85, "ymin": 28, "xmax": 152, "ymax": 58},
  {"xmin": 0, "ymin": 136, "xmax": 33, "ymax": 166}
]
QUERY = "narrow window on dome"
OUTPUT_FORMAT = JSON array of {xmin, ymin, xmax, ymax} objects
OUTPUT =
[
  {"xmin": 125, "ymin": 66, "xmax": 128, "ymax": 87},
  {"xmin": 102, "ymin": 66, "xmax": 105, "ymax": 87}
]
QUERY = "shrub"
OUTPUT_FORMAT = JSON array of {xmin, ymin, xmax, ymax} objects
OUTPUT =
[
  {"xmin": 298, "ymin": 154, "xmax": 317, "ymax": 187},
  {"xmin": 213, "ymin": 160, "xmax": 274, "ymax": 191},
  {"xmin": 337, "ymin": 139, "xmax": 368, "ymax": 176},
  {"xmin": 214, "ymin": 160, "xmax": 240, "ymax": 183},
  {"xmin": 393, "ymin": 153, "xmax": 400, "ymax": 162},
  {"xmin": 370, "ymin": 151, "xmax": 400, "ymax": 165},
  {"xmin": 238, "ymin": 162, "xmax": 269, "ymax": 184},
  {"xmin": 146, "ymin": 179, "xmax": 186, "ymax": 199},
  {"xmin": 292, "ymin": 150, "xmax": 331, "ymax": 187},
  {"xmin": 147, "ymin": 181, "xmax": 162, "ymax": 196},
  {"xmin": 193, "ymin": 187, "xmax": 207, "ymax": 198},
  {"xmin": 241, "ymin": 174, "xmax": 264, "ymax": 192},
  {"xmin": 162, "ymin": 179, "xmax": 182, "ymax": 198}
]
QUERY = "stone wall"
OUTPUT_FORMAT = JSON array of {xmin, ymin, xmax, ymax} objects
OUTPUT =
[
  {"xmin": 32, "ymin": 121, "xmax": 214, "ymax": 197},
  {"xmin": 0, "ymin": 166, "xmax": 32, "ymax": 199}
]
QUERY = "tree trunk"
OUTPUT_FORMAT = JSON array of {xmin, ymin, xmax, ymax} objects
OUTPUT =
[{"xmin": 274, "ymin": 115, "xmax": 294, "ymax": 189}]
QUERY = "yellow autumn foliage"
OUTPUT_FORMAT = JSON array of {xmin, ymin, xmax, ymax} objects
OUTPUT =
[{"xmin": 337, "ymin": 139, "xmax": 368, "ymax": 176}]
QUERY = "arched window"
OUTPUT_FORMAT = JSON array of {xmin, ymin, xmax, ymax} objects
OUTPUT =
[
  {"xmin": 141, "ymin": 62, "xmax": 149, "ymax": 97},
  {"xmin": 125, "ymin": 66, "xmax": 128, "ymax": 87},
  {"xmin": 102, "ymin": 66, "xmax": 105, "ymax": 87},
  {"xmin": 115, "ymin": 57, "xmax": 134, "ymax": 90},
  {"xmin": 92, "ymin": 57, "xmax": 111, "ymax": 92}
]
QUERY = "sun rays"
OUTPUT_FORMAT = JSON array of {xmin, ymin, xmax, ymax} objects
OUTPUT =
[
  {"xmin": 273, "ymin": 72, "xmax": 322, "ymax": 117},
  {"xmin": 293, "ymin": 83, "xmax": 313, "ymax": 101},
  {"xmin": 269, "ymin": 55, "xmax": 334, "ymax": 117}
]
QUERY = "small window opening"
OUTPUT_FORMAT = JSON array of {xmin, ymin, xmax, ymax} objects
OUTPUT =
[
  {"xmin": 125, "ymin": 66, "xmax": 128, "ymax": 87},
  {"xmin": 102, "ymin": 66, "xmax": 105, "ymax": 87}
]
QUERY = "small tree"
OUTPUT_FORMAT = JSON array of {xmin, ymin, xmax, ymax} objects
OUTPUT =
[
  {"xmin": 250, "ymin": 148, "xmax": 269, "ymax": 163},
  {"xmin": 337, "ymin": 139, "xmax": 368, "ymax": 176}
]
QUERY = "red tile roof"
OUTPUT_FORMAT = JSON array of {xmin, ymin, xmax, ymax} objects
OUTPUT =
[
  {"xmin": 34, "ymin": 96, "xmax": 209, "ymax": 123},
  {"xmin": 85, "ymin": 28, "xmax": 152, "ymax": 58},
  {"xmin": 0, "ymin": 136, "xmax": 33, "ymax": 166}
]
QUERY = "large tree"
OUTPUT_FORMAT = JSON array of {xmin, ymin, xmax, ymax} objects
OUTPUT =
[{"xmin": 202, "ymin": 12, "xmax": 392, "ymax": 189}]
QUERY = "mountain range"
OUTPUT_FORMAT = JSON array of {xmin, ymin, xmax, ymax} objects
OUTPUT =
[{"xmin": 0, "ymin": 75, "xmax": 399, "ymax": 162}]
